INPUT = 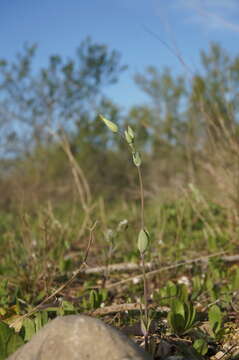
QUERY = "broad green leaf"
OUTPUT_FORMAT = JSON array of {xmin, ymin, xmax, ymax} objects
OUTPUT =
[
  {"xmin": 168, "ymin": 299, "xmax": 197, "ymax": 335},
  {"xmin": 168, "ymin": 299, "xmax": 185, "ymax": 335},
  {"xmin": 125, "ymin": 130, "xmax": 133, "ymax": 144},
  {"xmin": 168, "ymin": 312, "xmax": 185, "ymax": 335},
  {"xmin": 127, "ymin": 126, "xmax": 135, "ymax": 139},
  {"xmin": 166, "ymin": 281, "xmax": 177, "ymax": 298},
  {"xmin": 23, "ymin": 318, "xmax": 35, "ymax": 341},
  {"xmin": 99, "ymin": 114, "xmax": 118, "ymax": 133},
  {"xmin": 137, "ymin": 229, "xmax": 149, "ymax": 254},
  {"xmin": 171, "ymin": 299, "xmax": 185, "ymax": 319},
  {"xmin": 133, "ymin": 151, "xmax": 141, "ymax": 167},
  {"xmin": 177, "ymin": 284, "xmax": 189, "ymax": 303},
  {"xmin": 125, "ymin": 126, "xmax": 135, "ymax": 144},
  {"xmin": 208, "ymin": 305, "xmax": 222, "ymax": 335}
]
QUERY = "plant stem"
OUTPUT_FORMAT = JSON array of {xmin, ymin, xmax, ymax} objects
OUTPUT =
[
  {"xmin": 137, "ymin": 165, "xmax": 149, "ymax": 349},
  {"xmin": 141, "ymin": 252, "xmax": 148, "ymax": 319},
  {"xmin": 137, "ymin": 166, "xmax": 145, "ymax": 229}
]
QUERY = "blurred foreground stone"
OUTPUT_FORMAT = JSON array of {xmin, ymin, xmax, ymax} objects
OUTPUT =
[{"xmin": 7, "ymin": 315, "xmax": 153, "ymax": 360}]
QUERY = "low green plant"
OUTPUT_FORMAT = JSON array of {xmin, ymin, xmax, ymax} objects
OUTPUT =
[
  {"xmin": 0, "ymin": 321, "xmax": 24, "ymax": 359},
  {"xmin": 22, "ymin": 310, "xmax": 49, "ymax": 341},
  {"xmin": 167, "ymin": 299, "xmax": 197, "ymax": 336},
  {"xmin": 88, "ymin": 289, "xmax": 108, "ymax": 310}
]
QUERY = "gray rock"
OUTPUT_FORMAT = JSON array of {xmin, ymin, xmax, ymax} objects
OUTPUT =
[{"xmin": 7, "ymin": 315, "xmax": 153, "ymax": 360}]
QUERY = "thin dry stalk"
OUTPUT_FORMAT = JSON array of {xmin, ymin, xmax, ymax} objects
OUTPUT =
[
  {"xmin": 10, "ymin": 221, "xmax": 97, "ymax": 328},
  {"xmin": 60, "ymin": 133, "xmax": 91, "ymax": 209},
  {"xmin": 49, "ymin": 128, "xmax": 94, "ymax": 238}
]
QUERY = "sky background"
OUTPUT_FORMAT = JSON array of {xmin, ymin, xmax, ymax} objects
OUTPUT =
[{"xmin": 0, "ymin": 0, "xmax": 239, "ymax": 110}]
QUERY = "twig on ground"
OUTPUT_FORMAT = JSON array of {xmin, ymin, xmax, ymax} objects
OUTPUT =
[
  {"xmin": 74, "ymin": 252, "xmax": 239, "ymax": 275},
  {"xmin": 78, "ymin": 262, "xmax": 154, "ymax": 274},
  {"xmin": 105, "ymin": 251, "xmax": 227, "ymax": 289},
  {"xmin": 87, "ymin": 302, "xmax": 161, "ymax": 316}
]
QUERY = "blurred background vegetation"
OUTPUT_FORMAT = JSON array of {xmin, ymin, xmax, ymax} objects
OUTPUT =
[{"xmin": 0, "ymin": 40, "xmax": 239, "ymax": 215}]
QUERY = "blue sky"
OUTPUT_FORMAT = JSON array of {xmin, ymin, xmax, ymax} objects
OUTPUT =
[{"xmin": 1, "ymin": 0, "xmax": 239, "ymax": 110}]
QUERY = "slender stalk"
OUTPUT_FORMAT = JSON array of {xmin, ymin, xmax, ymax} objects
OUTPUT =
[
  {"xmin": 137, "ymin": 166, "xmax": 145, "ymax": 229},
  {"xmin": 137, "ymin": 165, "xmax": 149, "ymax": 349},
  {"xmin": 141, "ymin": 252, "xmax": 149, "ymax": 323}
]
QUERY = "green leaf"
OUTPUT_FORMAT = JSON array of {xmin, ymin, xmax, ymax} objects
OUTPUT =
[
  {"xmin": 184, "ymin": 302, "xmax": 196, "ymax": 331},
  {"xmin": 125, "ymin": 130, "xmax": 133, "ymax": 145},
  {"xmin": 168, "ymin": 299, "xmax": 185, "ymax": 335},
  {"xmin": 41, "ymin": 311, "xmax": 48, "ymax": 326},
  {"xmin": 208, "ymin": 305, "xmax": 222, "ymax": 335},
  {"xmin": 166, "ymin": 281, "xmax": 177, "ymax": 297},
  {"xmin": 23, "ymin": 318, "xmax": 35, "ymax": 341},
  {"xmin": 99, "ymin": 114, "xmax": 118, "ymax": 133},
  {"xmin": 137, "ymin": 229, "xmax": 149, "ymax": 254},
  {"xmin": 168, "ymin": 311, "xmax": 185, "ymax": 335},
  {"xmin": 193, "ymin": 338, "xmax": 208, "ymax": 356},
  {"xmin": 34, "ymin": 312, "xmax": 43, "ymax": 333},
  {"xmin": 0, "ymin": 321, "xmax": 12, "ymax": 359},
  {"xmin": 89, "ymin": 290, "xmax": 101, "ymax": 309},
  {"xmin": 127, "ymin": 126, "xmax": 135, "ymax": 139},
  {"xmin": 100, "ymin": 288, "xmax": 108, "ymax": 302},
  {"xmin": 89, "ymin": 290, "xmax": 96, "ymax": 309},
  {"xmin": 172, "ymin": 299, "xmax": 185, "ymax": 319},
  {"xmin": 133, "ymin": 151, "xmax": 141, "ymax": 167},
  {"xmin": 125, "ymin": 126, "xmax": 135, "ymax": 144},
  {"xmin": 6, "ymin": 333, "xmax": 24, "ymax": 357},
  {"xmin": 168, "ymin": 299, "xmax": 197, "ymax": 335}
]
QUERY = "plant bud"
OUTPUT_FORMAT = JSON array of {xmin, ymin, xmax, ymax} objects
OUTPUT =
[{"xmin": 99, "ymin": 114, "xmax": 118, "ymax": 133}]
